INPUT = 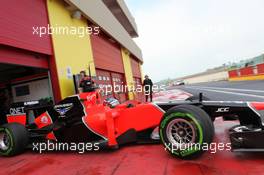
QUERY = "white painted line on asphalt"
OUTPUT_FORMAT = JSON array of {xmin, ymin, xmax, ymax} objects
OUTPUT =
[
  {"xmin": 185, "ymin": 87, "xmax": 264, "ymax": 99},
  {"xmin": 188, "ymin": 86, "xmax": 264, "ymax": 93}
]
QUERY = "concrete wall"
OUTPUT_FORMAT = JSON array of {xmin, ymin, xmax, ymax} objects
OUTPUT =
[{"xmin": 183, "ymin": 71, "xmax": 228, "ymax": 84}]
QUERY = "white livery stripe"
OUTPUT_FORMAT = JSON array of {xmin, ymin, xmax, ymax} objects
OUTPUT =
[{"xmin": 82, "ymin": 117, "xmax": 108, "ymax": 141}]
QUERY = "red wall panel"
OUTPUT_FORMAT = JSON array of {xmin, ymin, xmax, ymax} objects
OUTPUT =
[
  {"xmin": 130, "ymin": 56, "xmax": 141, "ymax": 78},
  {"xmin": 111, "ymin": 72, "xmax": 127, "ymax": 102},
  {"xmin": 96, "ymin": 69, "xmax": 127, "ymax": 102},
  {"xmin": 91, "ymin": 34, "xmax": 124, "ymax": 73},
  {"xmin": 95, "ymin": 69, "xmax": 112, "ymax": 88},
  {"xmin": 0, "ymin": 45, "xmax": 49, "ymax": 69},
  {"xmin": 228, "ymin": 70, "xmax": 238, "ymax": 78},
  {"xmin": 0, "ymin": 0, "xmax": 52, "ymax": 55},
  {"xmin": 257, "ymin": 63, "xmax": 264, "ymax": 74},
  {"xmin": 240, "ymin": 67, "xmax": 254, "ymax": 76}
]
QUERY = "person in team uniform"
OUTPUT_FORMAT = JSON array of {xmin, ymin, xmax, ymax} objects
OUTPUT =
[
  {"xmin": 143, "ymin": 75, "xmax": 153, "ymax": 102},
  {"xmin": 79, "ymin": 71, "xmax": 96, "ymax": 92}
]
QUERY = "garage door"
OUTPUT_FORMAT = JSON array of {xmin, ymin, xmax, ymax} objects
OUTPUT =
[
  {"xmin": 91, "ymin": 34, "xmax": 124, "ymax": 73},
  {"xmin": 95, "ymin": 69, "xmax": 112, "ymax": 100},
  {"xmin": 111, "ymin": 72, "xmax": 127, "ymax": 103},
  {"xmin": 130, "ymin": 56, "xmax": 141, "ymax": 78},
  {"xmin": 96, "ymin": 69, "xmax": 127, "ymax": 102},
  {"xmin": 0, "ymin": 0, "xmax": 52, "ymax": 99},
  {"xmin": 0, "ymin": 46, "xmax": 49, "ymax": 69},
  {"xmin": 0, "ymin": 0, "xmax": 52, "ymax": 55},
  {"xmin": 91, "ymin": 33, "xmax": 127, "ymax": 102}
]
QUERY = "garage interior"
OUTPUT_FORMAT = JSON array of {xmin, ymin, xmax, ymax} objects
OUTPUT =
[{"xmin": 0, "ymin": 63, "xmax": 53, "ymax": 124}]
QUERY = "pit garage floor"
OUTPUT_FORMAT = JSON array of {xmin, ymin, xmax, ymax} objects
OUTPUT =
[{"xmin": 1, "ymin": 118, "xmax": 264, "ymax": 175}]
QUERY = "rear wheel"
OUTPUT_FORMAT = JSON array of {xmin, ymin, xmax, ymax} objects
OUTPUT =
[
  {"xmin": 159, "ymin": 105, "xmax": 214, "ymax": 159},
  {"xmin": 0, "ymin": 123, "xmax": 29, "ymax": 156}
]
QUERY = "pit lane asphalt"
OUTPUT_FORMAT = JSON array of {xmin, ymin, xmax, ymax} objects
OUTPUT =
[{"xmin": 173, "ymin": 80, "xmax": 264, "ymax": 102}]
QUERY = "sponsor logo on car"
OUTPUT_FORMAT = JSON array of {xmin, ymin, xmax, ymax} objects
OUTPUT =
[
  {"xmin": 41, "ymin": 116, "xmax": 49, "ymax": 124},
  {"xmin": 216, "ymin": 107, "xmax": 230, "ymax": 113},
  {"xmin": 54, "ymin": 103, "xmax": 73, "ymax": 117}
]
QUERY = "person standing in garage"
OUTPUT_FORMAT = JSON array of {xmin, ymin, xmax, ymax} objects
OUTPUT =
[
  {"xmin": 143, "ymin": 75, "xmax": 153, "ymax": 102},
  {"xmin": 79, "ymin": 71, "xmax": 95, "ymax": 92}
]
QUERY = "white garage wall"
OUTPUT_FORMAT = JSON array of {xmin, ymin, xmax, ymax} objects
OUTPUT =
[{"xmin": 12, "ymin": 78, "xmax": 52, "ymax": 103}]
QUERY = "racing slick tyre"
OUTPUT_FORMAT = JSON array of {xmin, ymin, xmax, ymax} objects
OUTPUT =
[
  {"xmin": 0, "ymin": 123, "xmax": 29, "ymax": 156},
  {"xmin": 159, "ymin": 105, "xmax": 214, "ymax": 159}
]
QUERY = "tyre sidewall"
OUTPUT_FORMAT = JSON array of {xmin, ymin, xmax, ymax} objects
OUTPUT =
[
  {"xmin": 0, "ymin": 123, "xmax": 28, "ymax": 156},
  {"xmin": 159, "ymin": 105, "xmax": 214, "ymax": 159},
  {"xmin": 0, "ymin": 127, "xmax": 14, "ymax": 156},
  {"xmin": 160, "ymin": 111, "xmax": 204, "ymax": 158}
]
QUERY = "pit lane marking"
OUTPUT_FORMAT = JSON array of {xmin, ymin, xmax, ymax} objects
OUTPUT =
[
  {"xmin": 188, "ymin": 86, "xmax": 264, "ymax": 93},
  {"xmin": 185, "ymin": 87, "xmax": 264, "ymax": 99}
]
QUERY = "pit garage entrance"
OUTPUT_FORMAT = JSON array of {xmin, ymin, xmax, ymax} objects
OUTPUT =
[
  {"xmin": 0, "ymin": 47, "xmax": 53, "ymax": 125},
  {"xmin": 0, "ymin": 63, "xmax": 53, "ymax": 125}
]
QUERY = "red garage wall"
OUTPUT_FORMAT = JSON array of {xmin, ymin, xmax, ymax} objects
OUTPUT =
[
  {"xmin": 0, "ymin": 45, "xmax": 49, "ymax": 69},
  {"xmin": 91, "ymin": 34, "xmax": 124, "ymax": 73},
  {"xmin": 130, "ymin": 56, "xmax": 141, "ymax": 78},
  {"xmin": 0, "ymin": 0, "xmax": 52, "ymax": 55}
]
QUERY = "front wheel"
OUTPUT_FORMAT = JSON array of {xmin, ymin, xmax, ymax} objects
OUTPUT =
[
  {"xmin": 159, "ymin": 105, "xmax": 214, "ymax": 159},
  {"xmin": 0, "ymin": 123, "xmax": 29, "ymax": 156}
]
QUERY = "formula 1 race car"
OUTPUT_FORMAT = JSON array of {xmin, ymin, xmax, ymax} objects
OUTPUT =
[{"xmin": 0, "ymin": 87, "xmax": 264, "ymax": 159}]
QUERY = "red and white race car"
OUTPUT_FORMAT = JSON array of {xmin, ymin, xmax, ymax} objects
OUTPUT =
[{"xmin": 1, "ymin": 86, "xmax": 264, "ymax": 159}]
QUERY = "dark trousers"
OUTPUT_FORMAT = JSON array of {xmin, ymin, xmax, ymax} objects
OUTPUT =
[{"xmin": 145, "ymin": 92, "xmax": 153, "ymax": 102}]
